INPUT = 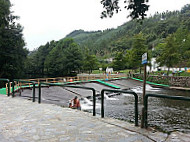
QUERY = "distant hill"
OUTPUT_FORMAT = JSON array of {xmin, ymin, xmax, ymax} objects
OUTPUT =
[
  {"xmin": 66, "ymin": 29, "xmax": 102, "ymax": 44},
  {"xmin": 64, "ymin": 4, "xmax": 190, "ymax": 57}
]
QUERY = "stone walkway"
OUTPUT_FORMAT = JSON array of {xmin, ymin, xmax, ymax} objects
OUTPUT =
[{"xmin": 0, "ymin": 95, "xmax": 190, "ymax": 142}]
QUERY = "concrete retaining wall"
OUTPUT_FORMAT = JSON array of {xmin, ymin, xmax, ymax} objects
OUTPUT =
[{"xmin": 169, "ymin": 76, "xmax": 190, "ymax": 87}]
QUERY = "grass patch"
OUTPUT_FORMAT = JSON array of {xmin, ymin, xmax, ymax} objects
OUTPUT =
[{"xmin": 91, "ymin": 70, "xmax": 104, "ymax": 74}]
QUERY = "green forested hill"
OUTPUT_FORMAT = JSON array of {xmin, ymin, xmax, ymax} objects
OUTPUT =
[
  {"xmin": 24, "ymin": 4, "xmax": 190, "ymax": 78},
  {"xmin": 66, "ymin": 9, "xmax": 183, "ymax": 56}
]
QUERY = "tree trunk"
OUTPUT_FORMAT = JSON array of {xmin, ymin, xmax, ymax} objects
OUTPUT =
[{"xmin": 167, "ymin": 67, "xmax": 170, "ymax": 76}]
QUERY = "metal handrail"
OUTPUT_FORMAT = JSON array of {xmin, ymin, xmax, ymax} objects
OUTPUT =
[
  {"xmin": 12, "ymin": 79, "xmax": 36, "ymax": 102},
  {"xmin": 101, "ymin": 89, "xmax": 138, "ymax": 126},
  {"xmin": 144, "ymin": 94, "xmax": 190, "ymax": 128},
  {"xmin": 38, "ymin": 82, "xmax": 96, "ymax": 116},
  {"xmin": 0, "ymin": 78, "xmax": 10, "ymax": 96}
]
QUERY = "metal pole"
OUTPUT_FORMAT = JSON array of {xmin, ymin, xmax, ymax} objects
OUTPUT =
[
  {"xmin": 134, "ymin": 95, "xmax": 138, "ymax": 126},
  {"xmin": 38, "ymin": 83, "xmax": 41, "ymax": 103},
  {"xmin": 18, "ymin": 81, "xmax": 21, "ymax": 96},
  {"xmin": 33, "ymin": 83, "xmax": 35, "ymax": 102},
  {"xmin": 101, "ymin": 90, "xmax": 104, "ymax": 118},
  {"xmin": 92, "ymin": 89, "xmax": 96, "ymax": 116},
  {"xmin": 12, "ymin": 81, "xmax": 15, "ymax": 97},
  {"xmin": 144, "ymin": 95, "xmax": 148, "ymax": 128},
  {"xmin": 141, "ymin": 64, "xmax": 147, "ymax": 128},
  {"xmin": 143, "ymin": 64, "xmax": 147, "ymax": 102},
  {"xmin": 7, "ymin": 80, "xmax": 10, "ymax": 96}
]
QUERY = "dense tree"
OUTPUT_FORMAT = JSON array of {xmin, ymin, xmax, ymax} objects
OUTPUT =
[
  {"xmin": 64, "ymin": 43, "xmax": 83, "ymax": 75},
  {"xmin": 183, "ymin": 36, "xmax": 190, "ymax": 66},
  {"xmin": 100, "ymin": 0, "xmax": 149, "ymax": 19},
  {"xmin": 156, "ymin": 35, "xmax": 180, "ymax": 75},
  {"xmin": 24, "ymin": 41, "xmax": 56, "ymax": 77},
  {"xmin": 44, "ymin": 46, "xmax": 64, "ymax": 76},
  {"xmin": 83, "ymin": 50, "xmax": 99, "ymax": 74},
  {"xmin": 180, "ymin": 32, "xmax": 190, "ymax": 66},
  {"xmin": 112, "ymin": 51, "xmax": 126, "ymax": 70},
  {"xmin": 0, "ymin": 0, "xmax": 27, "ymax": 79},
  {"xmin": 125, "ymin": 50, "xmax": 134, "ymax": 68},
  {"xmin": 173, "ymin": 27, "xmax": 189, "ymax": 68},
  {"xmin": 152, "ymin": 43, "xmax": 165, "ymax": 58},
  {"xmin": 111, "ymin": 36, "xmax": 132, "ymax": 52},
  {"xmin": 130, "ymin": 33, "xmax": 148, "ymax": 71}
]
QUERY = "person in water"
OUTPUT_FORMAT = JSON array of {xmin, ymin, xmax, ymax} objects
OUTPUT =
[
  {"xmin": 68, "ymin": 100, "xmax": 72, "ymax": 108},
  {"xmin": 69, "ymin": 96, "xmax": 81, "ymax": 110}
]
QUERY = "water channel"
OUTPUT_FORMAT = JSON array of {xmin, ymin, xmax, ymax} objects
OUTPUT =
[{"xmin": 80, "ymin": 79, "xmax": 190, "ymax": 133}]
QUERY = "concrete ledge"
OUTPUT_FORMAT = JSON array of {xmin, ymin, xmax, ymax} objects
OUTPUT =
[{"xmin": 169, "ymin": 86, "xmax": 190, "ymax": 91}]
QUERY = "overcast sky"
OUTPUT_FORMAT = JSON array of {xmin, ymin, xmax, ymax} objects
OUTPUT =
[{"xmin": 10, "ymin": 0, "xmax": 189, "ymax": 51}]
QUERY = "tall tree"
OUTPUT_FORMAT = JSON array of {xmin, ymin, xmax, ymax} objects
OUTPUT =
[
  {"xmin": 112, "ymin": 51, "xmax": 126, "ymax": 70},
  {"xmin": 64, "ymin": 43, "xmax": 83, "ymax": 75},
  {"xmin": 44, "ymin": 46, "xmax": 64, "ymax": 76},
  {"xmin": 0, "ymin": 0, "xmax": 27, "ymax": 79},
  {"xmin": 83, "ymin": 49, "xmax": 99, "ymax": 74},
  {"xmin": 174, "ymin": 27, "xmax": 189, "ymax": 67},
  {"xmin": 156, "ymin": 34, "xmax": 180, "ymax": 75},
  {"xmin": 182, "ymin": 33, "xmax": 190, "ymax": 66},
  {"xmin": 130, "ymin": 33, "xmax": 148, "ymax": 72}
]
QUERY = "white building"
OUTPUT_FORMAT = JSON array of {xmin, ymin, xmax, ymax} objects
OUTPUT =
[
  {"xmin": 106, "ymin": 67, "xmax": 113, "ymax": 74},
  {"xmin": 147, "ymin": 58, "xmax": 189, "ymax": 72}
]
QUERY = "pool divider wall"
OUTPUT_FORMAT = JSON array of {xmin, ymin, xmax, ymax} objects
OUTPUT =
[{"xmin": 95, "ymin": 79, "xmax": 121, "ymax": 89}]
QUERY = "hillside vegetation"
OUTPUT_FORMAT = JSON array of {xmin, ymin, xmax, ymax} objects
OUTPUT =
[{"xmin": 24, "ymin": 4, "xmax": 190, "ymax": 78}]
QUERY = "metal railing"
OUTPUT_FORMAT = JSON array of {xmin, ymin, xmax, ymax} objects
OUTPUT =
[
  {"xmin": 144, "ymin": 94, "xmax": 190, "ymax": 128},
  {"xmin": 12, "ymin": 79, "xmax": 36, "ymax": 102},
  {"xmin": 38, "ymin": 82, "xmax": 96, "ymax": 116},
  {"xmin": 0, "ymin": 78, "xmax": 10, "ymax": 96},
  {"xmin": 101, "ymin": 89, "xmax": 139, "ymax": 126}
]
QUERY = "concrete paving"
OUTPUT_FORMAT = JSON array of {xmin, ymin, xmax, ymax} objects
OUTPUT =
[{"xmin": 0, "ymin": 95, "xmax": 189, "ymax": 142}]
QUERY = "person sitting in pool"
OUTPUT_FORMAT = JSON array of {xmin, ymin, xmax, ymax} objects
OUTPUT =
[
  {"xmin": 68, "ymin": 100, "xmax": 72, "ymax": 108},
  {"xmin": 70, "ymin": 96, "xmax": 81, "ymax": 110}
]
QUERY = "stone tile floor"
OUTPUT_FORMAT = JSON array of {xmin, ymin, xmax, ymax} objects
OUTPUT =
[{"xmin": 0, "ymin": 95, "xmax": 189, "ymax": 142}]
